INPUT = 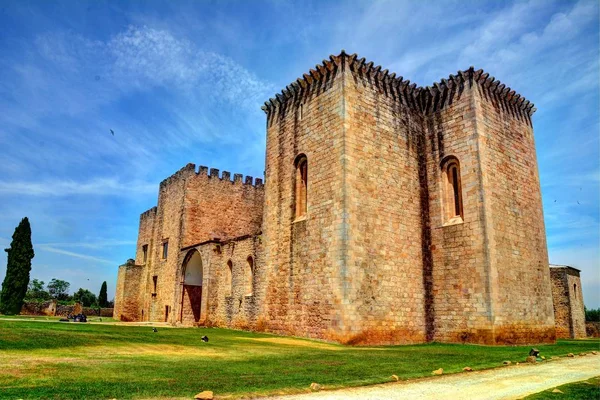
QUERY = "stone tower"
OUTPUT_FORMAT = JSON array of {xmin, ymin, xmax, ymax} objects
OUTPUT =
[
  {"xmin": 259, "ymin": 51, "xmax": 555, "ymax": 344},
  {"xmin": 550, "ymin": 265, "xmax": 586, "ymax": 338}
]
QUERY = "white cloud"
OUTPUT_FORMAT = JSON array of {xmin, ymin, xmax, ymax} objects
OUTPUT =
[
  {"xmin": 33, "ymin": 26, "xmax": 275, "ymax": 112},
  {"xmin": 0, "ymin": 178, "xmax": 156, "ymax": 196},
  {"xmin": 38, "ymin": 245, "xmax": 116, "ymax": 265},
  {"xmin": 37, "ymin": 239, "xmax": 136, "ymax": 249}
]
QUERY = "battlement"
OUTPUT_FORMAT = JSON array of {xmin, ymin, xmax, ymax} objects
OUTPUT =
[
  {"xmin": 195, "ymin": 165, "xmax": 264, "ymax": 187},
  {"xmin": 261, "ymin": 52, "xmax": 342, "ymax": 117},
  {"xmin": 159, "ymin": 163, "xmax": 264, "ymax": 189},
  {"xmin": 140, "ymin": 206, "xmax": 157, "ymax": 220},
  {"xmin": 423, "ymin": 67, "xmax": 535, "ymax": 124},
  {"xmin": 262, "ymin": 50, "xmax": 535, "ymax": 124},
  {"xmin": 159, "ymin": 163, "xmax": 196, "ymax": 188}
]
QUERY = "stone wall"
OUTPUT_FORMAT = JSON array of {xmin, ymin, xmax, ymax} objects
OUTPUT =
[
  {"xmin": 550, "ymin": 266, "xmax": 586, "ymax": 338},
  {"xmin": 20, "ymin": 301, "xmax": 113, "ymax": 318},
  {"xmin": 341, "ymin": 62, "xmax": 427, "ymax": 344},
  {"xmin": 181, "ymin": 236, "xmax": 263, "ymax": 328},
  {"xmin": 21, "ymin": 300, "xmax": 57, "ymax": 316},
  {"xmin": 82, "ymin": 307, "xmax": 114, "ymax": 317},
  {"xmin": 586, "ymin": 322, "xmax": 600, "ymax": 338},
  {"xmin": 182, "ymin": 168, "xmax": 264, "ymax": 247},
  {"xmin": 474, "ymin": 77, "xmax": 555, "ymax": 344},
  {"xmin": 56, "ymin": 303, "xmax": 82, "ymax": 317},
  {"xmin": 424, "ymin": 82, "xmax": 495, "ymax": 344},
  {"xmin": 261, "ymin": 59, "xmax": 345, "ymax": 341}
]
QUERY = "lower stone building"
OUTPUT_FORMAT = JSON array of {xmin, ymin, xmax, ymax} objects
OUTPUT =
[
  {"xmin": 549, "ymin": 265, "xmax": 586, "ymax": 339},
  {"xmin": 114, "ymin": 51, "xmax": 567, "ymax": 345}
]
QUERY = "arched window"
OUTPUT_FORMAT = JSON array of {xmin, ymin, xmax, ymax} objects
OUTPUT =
[
  {"xmin": 226, "ymin": 260, "xmax": 233, "ymax": 296},
  {"xmin": 183, "ymin": 250, "xmax": 203, "ymax": 286},
  {"xmin": 295, "ymin": 154, "xmax": 308, "ymax": 219},
  {"xmin": 246, "ymin": 256, "xmax": 254, "ymax": 296},
  {"xmin": 442, "ymin": 157, "xmax": 463, "ymax": 222}
]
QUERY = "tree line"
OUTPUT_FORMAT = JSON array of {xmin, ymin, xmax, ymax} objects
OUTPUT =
[
  {"xmin": 585, "ymin": 307, "xmax": 600, "ymax": 322},
  {"xmin": 0, "ymin": 217, "xmax": 112, "ymax": 315},
  {"xmin": 25, "ymin": 278, "xmax": 112, "ymax": 308}
]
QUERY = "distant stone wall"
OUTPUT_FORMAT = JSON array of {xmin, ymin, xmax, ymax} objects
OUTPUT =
[
  {"xmin": 586, "ymin": 322, "xmax": 600, "ymax": 338},
  {"xmin": 21, "ymin": 300, "xmax": 57, "ymax": 316},
  {"xmin": 20, "ymin": 301, "xmax": 113, "ymax": 318},
  {"xmin": 55, "ymin": 303, "xmax": 82, "ymax": 317},
  {"xmin": 82, "ymin": 307, "xmax": 114, "ymax": 317}
]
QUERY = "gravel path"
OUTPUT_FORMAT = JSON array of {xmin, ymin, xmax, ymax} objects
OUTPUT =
[{"xmin": 270, "ymin": 355, "xmax": 600, "ymax": 400}]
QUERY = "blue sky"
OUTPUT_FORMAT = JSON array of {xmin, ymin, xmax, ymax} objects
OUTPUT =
[{"xmin": 0, "ymin": 0, "xmax": 598, "ymax": 307}]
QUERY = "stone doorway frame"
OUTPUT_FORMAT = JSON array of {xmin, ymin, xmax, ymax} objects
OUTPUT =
[{"xmin": 178, "ymin": 249, "xmax": 208, "ymax": 324}]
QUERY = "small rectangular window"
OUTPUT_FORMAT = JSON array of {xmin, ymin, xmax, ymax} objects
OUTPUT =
[
  {"xmin": 162, "ymin": 241, "xmax": 168, "ymax": 259},
  {"xmin": 142, "ymin": 244, "xmax": 148, "ymax": 263},
  {"xmin": 152, "ymin": 276, "xmax": 158, "ymax": 294}
]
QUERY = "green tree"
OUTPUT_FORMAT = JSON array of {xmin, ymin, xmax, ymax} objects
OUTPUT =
[
  {"xmin": 73, "ymin": 288, "xmax": 97, "ymax": 307},
  {"xmin": 0, "ymin": 217, "xmax": 35, "ymax": 315},
  {"xmin": 585, "ymin": 306, "xmax": 600, "ymax": 322},
  {"xmin": 25, "ymin": 279, "xmax": 51, "ymax": 301},
  {"xmin": 98, "ymin": 281, "xmax": 108, "ymax": 308},
  {"xmin": 47, "ymin": 279, "xmax": 70, "ymax": 301}
]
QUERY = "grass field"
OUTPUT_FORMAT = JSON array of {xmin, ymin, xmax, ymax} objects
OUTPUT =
[
  {"xmin": 524, "ymin": 376, "xmax": 600, "ymax": 399},
  {"xmin": 0, "ymin": 320, "xmax": 598, "ymax": 399}
]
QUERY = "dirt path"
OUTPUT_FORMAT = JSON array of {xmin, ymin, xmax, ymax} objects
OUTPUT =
[{"xmin": 271, "ymin": 355, "xmax": 600, "ymax": 400}]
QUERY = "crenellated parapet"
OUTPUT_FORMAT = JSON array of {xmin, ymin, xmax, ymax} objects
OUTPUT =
[
  {"xmin": 262, "ymin": 50, "xmax": 535, "ymax": 125},
  {"xmin": 424, "ymin": 67, "xmax": 535, "ymax": 125},
  {"xmin": 159, "ymin": 163, "xmax": 264, "ymax": 189},
  {"xmin": 196, "ymin": 165, "xmax": 264, "ymax": 187},
  {"xmin": 140, "ymin": 206, "xmax": 157, "ymax": 221},
  {"xmin": 261, "ymin": 52, "xmax": 342, "ymax": 124},
  {"xmin": 159, "ymin": 163, "xmax": 196, "ymax": 189}
]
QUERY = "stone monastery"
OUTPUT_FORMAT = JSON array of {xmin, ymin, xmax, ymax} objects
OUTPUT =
[{"xmin": 114, "ymin": 51, "xmax": 586, "ymax": 345}]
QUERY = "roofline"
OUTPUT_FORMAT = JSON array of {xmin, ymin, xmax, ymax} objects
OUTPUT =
[
  {"xmin": 549, "ymin": 264, "xmax": 581, "ymax": 272},
  {"xmin": 261, "ymin": 50, "xmax": 536, "ymax": 119}
]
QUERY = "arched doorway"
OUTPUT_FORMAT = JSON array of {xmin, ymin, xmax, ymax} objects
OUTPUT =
[{"xmin": 180, "ymin": 250, "xmax": 203, "ymax": 324}]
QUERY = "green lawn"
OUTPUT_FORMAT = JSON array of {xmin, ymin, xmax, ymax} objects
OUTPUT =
[
  {"xmin": 0, "ymin": 320, "xmax": 598, "ymax": 399},
  {"xmin": 525, "ymin": 376, "xmax": 600, "ymax": 399}
]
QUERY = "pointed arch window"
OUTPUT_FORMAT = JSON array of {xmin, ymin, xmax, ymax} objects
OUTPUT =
[
  {"xmin": 442, "ymin": 157, "xmax": 463, "ymax": 223},
  {"xmin": 246, "ymin": 256, "xmax": 254, "ymax": 296},
  {"xmin": 295, "ymin": 154, "xmax": 308, "ymax": 219},
  {"xmin": 226, "ymin": 260, "xmax": 233, "ymax": 296}
]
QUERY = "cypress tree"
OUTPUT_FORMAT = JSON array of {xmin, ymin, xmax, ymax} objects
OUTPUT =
[
  {"xmin": 0, "ymin": 217, "xmax": 35, "ymax": 315},
  {"xmin": 98, "ymin": 281, "xmax": 108, "ymax": 308}
]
